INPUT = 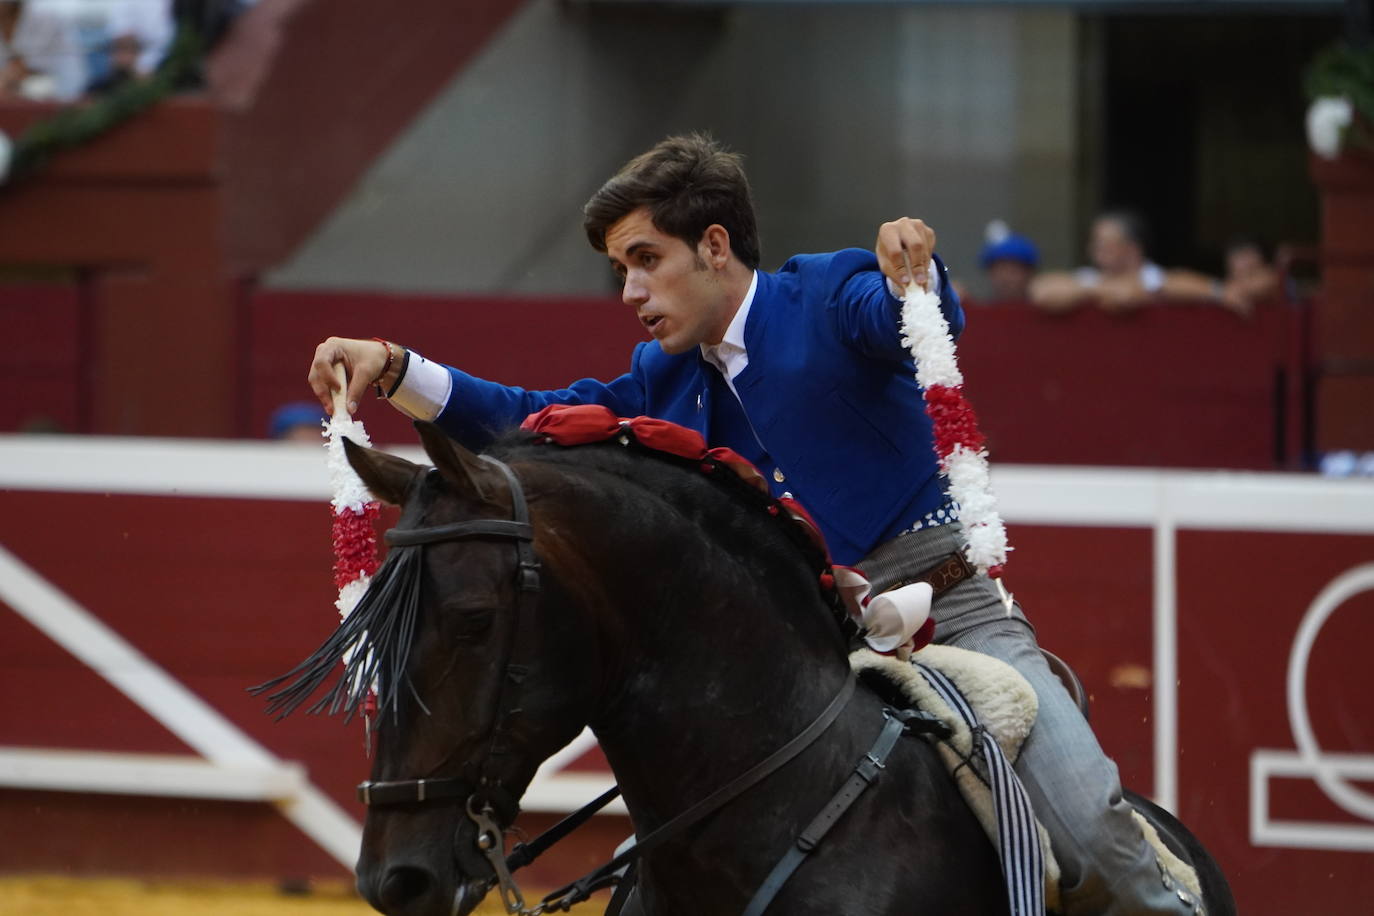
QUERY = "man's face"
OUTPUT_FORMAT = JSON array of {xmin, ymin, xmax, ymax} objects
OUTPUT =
[
  {"xmin": 1226, "ymin": 245, "xmax": 1264, "ymax": 280},
  {"xmin": 1089, "ymin": 218, "xmax": 1140, "ymax": 276},
  {"xmin": 604, "ymin": 207, "xmax": 731, "ymax": 355},
  {"xmin": 986, "ymin": 260, "xmax": 1034, "ymax": 301}
]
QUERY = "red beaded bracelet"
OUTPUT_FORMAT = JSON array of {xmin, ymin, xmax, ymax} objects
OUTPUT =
[{"xmin": 370, "ymin": 338, "xmax": 395, "ymax": 395}]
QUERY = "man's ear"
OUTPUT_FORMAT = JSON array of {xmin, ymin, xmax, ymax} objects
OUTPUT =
[
  {"xmin": 342, "ymin": 438, "xmax": 422, "ymax": 506},
  {"xmin": 701, "ymin": 223, "xmax": 732, "ymax": 269},
  {"xmin": 414, "ymin": 421, "xmax": 494, "ymax": 504}
]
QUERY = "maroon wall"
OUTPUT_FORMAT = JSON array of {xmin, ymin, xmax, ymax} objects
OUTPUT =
[
  {"xmin": 247, "ymin": 289, "xmax": 646, "ymax": 445},
  {"xmin": 956, "ymin": 302, "xmax": 1301, "ymax": 469},
  {"xmin": 5, "ymin": 283, "xmax": 1301, "ymax": 467},
  {"xmin": 2, "ymin": 284, "xmax": 86, "ymax": 434},
  {"xmin": 1309, "ymin": 152, "xmax": 1374, "ymax": 452},
  {"xmin": 247, "ymin": 290, "xmax": 1300, "ymax": 468}
]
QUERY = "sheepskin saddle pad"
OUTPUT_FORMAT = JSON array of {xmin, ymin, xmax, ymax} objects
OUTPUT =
[
  {"xmin": 851, "ymin": 645, "xmax": 1062, "ymax": 910},
  {"xmin": 850, "ymin": 645, "xmax": 1205, "ymax": 912}
]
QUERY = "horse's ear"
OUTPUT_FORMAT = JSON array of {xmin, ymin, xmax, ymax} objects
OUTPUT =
[
  {"xmin": 414, "ymin": 421, "xmax": 493, "ymax": 503},
  {"xmin": 342, "ymin": 437, "xmax": 422, "ymax": 506}
]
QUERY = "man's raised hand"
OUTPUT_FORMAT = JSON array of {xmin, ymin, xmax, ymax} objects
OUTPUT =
[
  {"xmin": 308, "ymin": 337, "xmax": 390, "ymax": 417},
  {"xmin": 875, "ymin": 217, "xmax": 937, "ymax": 292}
]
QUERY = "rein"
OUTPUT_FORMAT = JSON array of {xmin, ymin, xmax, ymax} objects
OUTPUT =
[
  {"xmin": 354, "ymin": 454, "xmax": 867, "ymax": 916},
  {"xmin": 534, "ymin": 673, "xmax": 858, "ymax": 914}
]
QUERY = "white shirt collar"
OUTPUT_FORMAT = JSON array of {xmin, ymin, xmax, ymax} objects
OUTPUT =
[{"xmin": 700, "ymin": 270, "xmax": 758, "ymax": 380}]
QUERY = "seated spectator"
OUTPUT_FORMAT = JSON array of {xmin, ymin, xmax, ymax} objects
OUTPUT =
[
  {"xmin": 977, "ymin": 221, "xmax": 1039, "ymax": 302},
  {"xmin": 1220, "ymin": 236, "xmax": 1281, "ymax": 308},
  {"xmin": 106, "ymin": 0, "xmax": 173, "ymax": 77},
  {"xmin": 1030, "ymin": 210, "xmax": 1163, "ymax": 313},
  {"xmin": 1145, "ymin": 236, "xmax": 1282, "ymax": 318},
  {"xmin": 269, "ymin": 401, "xmax": 327, "ymax": 445},
  {"xmin": 0, "ymin": 0, "xmax": 87, "ymax": 102},
  {"xmin": 86, "ymin": 33, "xmax": 145, "ymax": 95}
]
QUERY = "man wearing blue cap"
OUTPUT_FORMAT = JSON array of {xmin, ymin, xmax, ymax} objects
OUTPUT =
[
  {"xmin": 979, "ymin": 228, "xmax": 1039, "ymax": 302},
  {"xmin": 268, "ymin": 401, "xmax": 327, "ymax": 444}
]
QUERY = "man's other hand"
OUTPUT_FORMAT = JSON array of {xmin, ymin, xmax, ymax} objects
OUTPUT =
[
  {"xmin": 308, "ymin": 337, "xmax": 390, "ymax": 417},
  {"xmin": 875, "ymin": 217, "xmax": 937, "ymax": 291}
]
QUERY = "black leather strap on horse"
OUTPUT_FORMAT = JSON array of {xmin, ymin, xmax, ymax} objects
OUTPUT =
[
  {"xmin": 384, "ymin": 518, "xmax": 534, "ymax": 548},
  {"xmin": 358, "ymin": 775, "xmax": 472, "ymax": 807},
  {"xmin": 740, "ymin": 707, "xmax": 916, "ymax": 916},
  {"xmin": 504, "ymin": 784, "xmax": 622, "ymax": 872},
  {"xmin": 355, "ymin": 775, "xmax": 523, "ymax": 824},
  {"xmin": 536, "ymin": 673, "xmax": 859, "ymax": 912}
]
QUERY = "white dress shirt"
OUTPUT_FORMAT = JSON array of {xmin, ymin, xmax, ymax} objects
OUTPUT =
[{"xmin": 699, "ymin": 271, "xmax": 759, "ymax": 399}]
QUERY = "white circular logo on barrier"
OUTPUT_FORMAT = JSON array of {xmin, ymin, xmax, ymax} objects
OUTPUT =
[{"xmin": 1287, "ymin": 563, "xmax": 1374, "ymax": 821}]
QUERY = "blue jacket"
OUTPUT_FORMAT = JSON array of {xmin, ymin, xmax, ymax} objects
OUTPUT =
[{"xmin": 435, "ymin": 248, "xmax": 963, "ymax": 565}]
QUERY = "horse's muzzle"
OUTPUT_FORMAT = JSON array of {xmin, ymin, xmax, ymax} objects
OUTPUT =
[{"xmin": 358, "ymin": 863, "xmax": 487, "ymax": 916}]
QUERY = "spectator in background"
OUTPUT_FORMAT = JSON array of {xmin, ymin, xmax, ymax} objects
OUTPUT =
[
  {"xmin": 1030, "ymin": 210, "xmax": 1163, "ymax": 313},
  {"xmin": 78, "ymin": 0, "xmax": 172, "ymax": 94},
  {"xmin": 977, "ymin": 220, "xmax": 1039, "ymax": 302},
  {"xmin": 269, "ymin": 401, "xmax": 327, "ymax": 445},
  {"xmin": 0, "ymin": 0, "xmax": 87, "ymax": 102},
  {"xmin": 111, "ymin": 0, "xmax": 172, "ymax": 74},
  {"xmin": 86, "ymin": 32, "xmax": 144, "ymax": 94},
  {"xmin": 100, "ymin": 0, "xmax": 173, "ymax": 84},
  {"xmin": 1138, "ymin": 236, "xmax": 1282, "ymax": 318},
  {"xmin": 1031, "ymin": 210, "xmax": 1272, "ymax": 317},
  {"xmin": 1220, "ymin": 236, "xmax": 1281, "ymax": 308}
]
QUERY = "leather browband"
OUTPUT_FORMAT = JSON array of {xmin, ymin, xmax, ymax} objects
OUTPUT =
[{"xmin": 384, "ymin": 519, "xmax": 534, "ymax": 548}]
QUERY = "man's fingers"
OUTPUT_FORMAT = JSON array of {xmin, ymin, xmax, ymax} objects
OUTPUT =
[
  {"xmin": 307, "ymin": 338, "xmax": 359, "ymax": 416},
  {"xmin": 347, "ymin": 370, "xmax": 372, "ymax": 417},
  {"xmin": 307, "ymin": 346, "xmax": 340, "ymax": 415},
  {"xmin": 879, "ymin": 218, "xmax": 936, "ymax": 289}
]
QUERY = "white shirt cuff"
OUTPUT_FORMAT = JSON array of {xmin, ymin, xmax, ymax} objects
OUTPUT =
[
  {"xmin": 388, "ymin": 349, "xmax": 452, "ymax": 422},
  {"xmin": 885, "ymin": 262, "xmax": 942, "ymax": 300}
]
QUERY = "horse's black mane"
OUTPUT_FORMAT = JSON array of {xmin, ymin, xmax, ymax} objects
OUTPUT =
[
  {"xmin": 487, "ymin": 431, "xmax": 834, "ymax": 578},
  {"xmin": 252, "ymin": 430, "xmax": 841, "ymax": 722}
]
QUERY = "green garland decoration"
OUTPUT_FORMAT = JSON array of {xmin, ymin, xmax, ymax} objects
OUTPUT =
[{"xmin": 4, "ymin": 22, "xmax": 204, "ymax": 185}]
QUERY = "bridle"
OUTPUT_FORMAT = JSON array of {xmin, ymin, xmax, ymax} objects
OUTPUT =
[
  {"xmin": 355, "ymin": 455, "xmax": 543, "ymax": 912},
  {"xmin": 352, "ymin": 453, "xmax": 908, "ymax": 916}
]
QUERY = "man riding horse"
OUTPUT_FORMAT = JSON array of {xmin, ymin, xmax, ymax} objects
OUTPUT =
[{"xmin": 308, "ymin": 133, "xmax": 1201, "ymax": 915}]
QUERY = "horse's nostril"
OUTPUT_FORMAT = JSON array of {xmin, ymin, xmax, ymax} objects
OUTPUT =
[{"xmin": 378, "ymin": 865, "xmax": 435, "ymax": 912}]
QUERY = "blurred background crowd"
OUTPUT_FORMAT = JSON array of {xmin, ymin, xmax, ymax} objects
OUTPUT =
[
  {"xmin": 0, "ymin": 0, "xmax": 255, "ymax": 101},
  {"xmin": 0, "ymin": 0, "xmax": 1370, "ymax": 473}
]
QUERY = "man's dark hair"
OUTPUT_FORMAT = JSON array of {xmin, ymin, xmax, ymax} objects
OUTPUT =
[
  {"xmin": 1098, "ymin": 209, "xmax": 1151, "ymax": 255},
  {"xmin": 584, "ymin": 133, "xmax": 761, "ymax": 269},
  {"xmin": 1224, "ymin": 234, "xmax": 1273, "ymax": 263}
]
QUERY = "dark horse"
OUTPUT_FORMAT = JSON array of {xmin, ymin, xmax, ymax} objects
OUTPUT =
[{"xmin": 260, "ymin": 421, "xmax": 1232, "ymax": 916}]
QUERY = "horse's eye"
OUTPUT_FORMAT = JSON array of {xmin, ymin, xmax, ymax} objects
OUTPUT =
[{"xmin": 452, "ymin": 607, "xmax": 495, "ymax": 639}]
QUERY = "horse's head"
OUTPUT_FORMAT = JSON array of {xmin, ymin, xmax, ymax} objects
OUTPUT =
[
  {"xmin": 260, "ymin": 417, "xmax": 857, "ymax": 915},
  {"xmin": 320, "ymin": 424, "xmax": 598, "ymax": 915}
]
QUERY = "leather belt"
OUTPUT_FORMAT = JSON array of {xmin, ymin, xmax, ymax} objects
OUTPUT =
[{"xmin": 881, "ymin": 549, "xmax": 975, "ymax": 598}]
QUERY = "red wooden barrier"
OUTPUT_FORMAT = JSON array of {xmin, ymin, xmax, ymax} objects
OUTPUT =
[{"xmin": 247, "ymin": 290, "xmax": 1301, "ymax": 469}]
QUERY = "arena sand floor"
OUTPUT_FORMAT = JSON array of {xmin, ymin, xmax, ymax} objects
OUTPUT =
[{"xmin": 0, "ymin": 876, "xmax": 555, "ymax": 915}]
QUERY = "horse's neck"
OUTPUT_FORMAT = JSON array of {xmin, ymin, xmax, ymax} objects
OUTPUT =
[{"xmin": 579, "ymin": 507, "xmax": 851, "ymax": 832}]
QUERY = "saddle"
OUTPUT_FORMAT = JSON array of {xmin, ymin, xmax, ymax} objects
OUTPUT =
[
  {"xmin": 852, "ymin": 646, "xmax": 1205, "ymax": 913},
  {"xmin": 852, "ymin": 645, "xmax": 1064, "ymax": 912}
]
